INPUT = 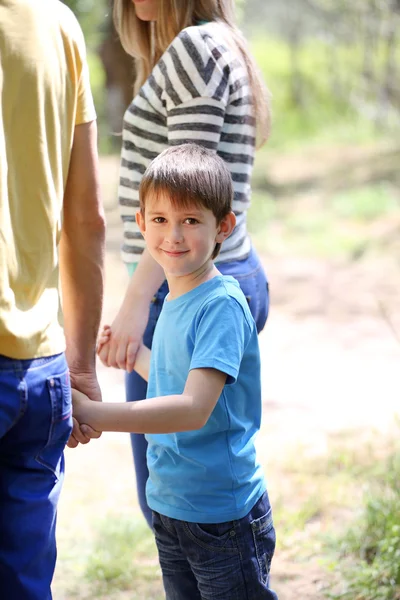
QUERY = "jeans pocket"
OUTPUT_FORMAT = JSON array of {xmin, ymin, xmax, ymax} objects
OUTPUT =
[
  {"xmin": 251, "ymin": 510, "xmax": 276, "ymax": 584},
  {"xmin": 35, "ymin": 371, "xmax": 72, "ymax": 477},
  {"xmin": 183, "ymin": 521, "xmax": 238, "ymax": 554}
]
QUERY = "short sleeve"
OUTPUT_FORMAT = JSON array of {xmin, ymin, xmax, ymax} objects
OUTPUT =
[
  {"xmin": 190, "ymin": 295, "xmax": 251, "ymax": 384},
  {"xmin": 64, "ymin": 10, "xmax": 96, "ymax": 126},
  {"xmin": 75, "ymin": 58, "xmax": 96, "ymax": 125}
]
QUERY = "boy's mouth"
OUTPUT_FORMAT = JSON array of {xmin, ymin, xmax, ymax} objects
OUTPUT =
[{"xmin": 161, "ymin": 249, "xmax": 189, "ymax": 257}]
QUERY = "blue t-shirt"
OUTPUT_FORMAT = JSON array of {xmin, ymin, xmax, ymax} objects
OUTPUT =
[{"xmin": 146, "ymin": 275, "xmax": 266, "ymax": 523}]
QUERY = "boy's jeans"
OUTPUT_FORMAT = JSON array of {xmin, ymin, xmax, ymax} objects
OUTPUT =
[
  {"xmin": 0, "ymin": 352, "xmax": 72, "ymax": 600},
  {"xmin": 153, "ymin": 491, "xmax": 278, "ymax": 600}
]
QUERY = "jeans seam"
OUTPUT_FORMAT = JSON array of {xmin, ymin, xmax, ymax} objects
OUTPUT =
[
  {"xmin": 182, "ymin": 522, "xmax": 239, "ymax": 555},
  {"xmin": 34, "ymin": 373, "xmax": 70, "ymax": 479},
  {"xmin": 250, "ymin": 512, "xmax": 274, "ymax": 585},
  {"xmin": 225, "ymin": 265, "xmax": 262, "ymax": 282},
  {"xmin": 34, "ymin": 456, "xmax": 58, "ymax": 478}
]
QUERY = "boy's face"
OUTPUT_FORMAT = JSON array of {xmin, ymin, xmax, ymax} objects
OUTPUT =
[{"xmin": 137, "ymin": 192, "xmax": 234, "ymax": 279}]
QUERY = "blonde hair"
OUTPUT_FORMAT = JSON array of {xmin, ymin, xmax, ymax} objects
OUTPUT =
[{"xmin": 113, "ymin": 0, "xmax": 271, "ymax": 146}]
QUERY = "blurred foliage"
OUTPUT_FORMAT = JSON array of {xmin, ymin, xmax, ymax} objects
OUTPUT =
[
  {"xmin": 331, "ymin": 183, "xmax": 400, "ymax": 221},
  {"xmin": 251, "ymin": 37, "xmax": 370, "ymax": 150},
  {"xmin": 246, "ymin": 0, "xmax": 400, "ymax": 144},
  {"xmin": 62, "ymin": 0, "xmax": 109, "ymax": 47},
  {"xmin": 61, "ymin": 0, "xmax": 400, "ymax": 152}
]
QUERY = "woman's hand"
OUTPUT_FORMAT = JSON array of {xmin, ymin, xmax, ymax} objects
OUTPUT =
[
  {"xmin": 98, "ymin": 249, "xmax": 165, "ymax": 372},
  {"xmin": 97, "ymin": 297, "xmax": 150, "ymax": 373}
]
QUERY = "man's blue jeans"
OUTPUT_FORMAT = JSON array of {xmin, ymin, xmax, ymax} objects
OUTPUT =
[
  {"xmin": 0, "ymin": 352, "xmax": 72, "ymax": 600},
  {"xmin": 153, "ymin": 491, "xmax": 278, "ymax": 600},
  {"xmin": 126, "ymin": 246, "xmax": 270, "ymax": 528}
]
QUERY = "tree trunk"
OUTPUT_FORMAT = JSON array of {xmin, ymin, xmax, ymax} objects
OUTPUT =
[
  {"xmin": 98, "ymin": 7, "xmax": 136, "ymax": 148},
  {"xmin": 375, "ymin": 2, "xmax": 398, "ymax": 126}
]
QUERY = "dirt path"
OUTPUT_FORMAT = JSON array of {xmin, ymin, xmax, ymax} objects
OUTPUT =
[{"xmin": 54, "ymin": 157, "xmax": 400, "ymax": 599}]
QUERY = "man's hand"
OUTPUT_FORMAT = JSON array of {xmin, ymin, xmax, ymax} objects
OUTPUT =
[{"xmin": 67, "ymin": 370, "xmax": 102, "ymax": 448}]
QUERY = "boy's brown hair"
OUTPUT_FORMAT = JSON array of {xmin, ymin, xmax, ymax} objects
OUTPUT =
[{"xmin": 139, "ymin": 144, "xmax": 234, "ymax": 259}]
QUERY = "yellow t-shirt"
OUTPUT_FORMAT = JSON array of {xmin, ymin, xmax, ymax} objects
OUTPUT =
[{"xmin": 0, "ymin": 0, "xmax": 96, "ymax": 359}]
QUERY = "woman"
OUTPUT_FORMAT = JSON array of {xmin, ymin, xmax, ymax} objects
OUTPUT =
[{"xmin": 99, "ymin": 0, "xmax": 271, "ymax": 528}]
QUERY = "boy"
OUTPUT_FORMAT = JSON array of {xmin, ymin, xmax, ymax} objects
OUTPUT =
[{"xmin": 73, "ymin": 144, "xmax": 278, "ymax": 599}]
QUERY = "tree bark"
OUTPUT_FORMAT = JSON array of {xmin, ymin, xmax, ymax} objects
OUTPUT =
[{"xmin": 98, "ymin": 7, "xmax": 136, "ymax": 147}]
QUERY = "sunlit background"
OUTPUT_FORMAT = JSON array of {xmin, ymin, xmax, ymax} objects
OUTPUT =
[{"xmin": 54, "ymin": 2, "xmax": 400, "ymax": 599}]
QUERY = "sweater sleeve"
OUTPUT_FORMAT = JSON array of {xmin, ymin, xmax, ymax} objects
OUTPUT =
[{"xmin": 160, "ymin": 27, "xmax": 231, "ymax": 150}]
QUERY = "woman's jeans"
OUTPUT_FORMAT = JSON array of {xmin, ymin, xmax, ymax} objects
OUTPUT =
[
  {"xmin": 153, "ymin": 490, "xmax": 278, "ymax": 599},
  {"xmin": 0, "ymin": 352, "xmax": 72, "ymax": 600},
  {"xmin": 126, "ymin": 246, "xmax": 269, "ymax": 528}
]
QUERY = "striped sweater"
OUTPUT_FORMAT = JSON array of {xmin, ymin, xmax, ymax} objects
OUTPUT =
[{"xmin": 119, "ymin": 23, "xmax": 256, "ymax": 264}]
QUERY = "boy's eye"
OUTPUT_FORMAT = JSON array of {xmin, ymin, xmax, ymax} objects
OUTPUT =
[
  {"xmin": 153, "ymin": 217, "xmax": 166, "ymax": 223},
  {"xmin": 185, "ymin": 218, "xmax": 199, "ymax": 225}
]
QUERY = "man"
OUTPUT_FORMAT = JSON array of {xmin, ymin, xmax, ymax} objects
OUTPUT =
[{"xmin": 0, "ymin": 1, "xmax": 105, "ymax": 597}]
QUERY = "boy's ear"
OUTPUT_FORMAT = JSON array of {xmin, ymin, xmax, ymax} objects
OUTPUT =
[
  {"xmin": 216, "ymin": 211, "xmax": 236, "ymax": 243},
  {"xmin": 136, "ymin": 210, "xmax": 145, "ymax": 235}
]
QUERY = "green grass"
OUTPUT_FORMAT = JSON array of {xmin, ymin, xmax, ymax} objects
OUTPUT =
[
  {"xmin": 84, "ymin": 517, "xmax": 160, "ymax": 594},
  {"xmin": 327, "ymin": 450, "xmax": 400, "ymax": 600},
  {"xmin": 55, "ymin": 516, "xmax": 163, "ymax": 600},
  {"xmin": 269, "ymin": 430, "xmax": 400, "ymax": 599}
]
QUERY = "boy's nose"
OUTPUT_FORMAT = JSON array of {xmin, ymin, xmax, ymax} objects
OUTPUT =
[{"xmin": 166, "ymin": 225, "xmax": 183, "ymax": 243}]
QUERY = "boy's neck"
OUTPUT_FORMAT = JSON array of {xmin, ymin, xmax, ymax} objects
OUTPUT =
[{"xmin": 166, "ymin": 261, "xmax": 220, "ymax": 300}]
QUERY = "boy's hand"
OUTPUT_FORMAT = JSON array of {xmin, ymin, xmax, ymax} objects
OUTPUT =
[
  {"xmin": 71, "ymin": 388, "xmax": 98, "ymax": 433},
  {"xmin": 97, "ymin": 324, "xmax": 112, "ymax": 356},
  {"xmin": 67, "ymin": 370, "xmax": 102, "ymax": 448},
  {"xmin": 96, "ymin": 325, "xmax": 111, "ymax": 356}
]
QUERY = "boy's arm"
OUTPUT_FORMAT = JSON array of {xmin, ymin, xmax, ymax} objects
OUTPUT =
[
  {"xmin": 132, "ymin": 344, "xmax": 151, "ymax": 381},
  {"xmin": 73, "ymin": 367, "xmax": 227, "ymax": 433}
]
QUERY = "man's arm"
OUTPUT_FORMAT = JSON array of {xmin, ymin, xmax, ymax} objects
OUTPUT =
[
  {"xmin": 59, "ymin": 120, "xmax": 106, "ymax": 444},
  {"xmin": 73, "ymin": 367, "xmax": 227, "ymax": 434}
]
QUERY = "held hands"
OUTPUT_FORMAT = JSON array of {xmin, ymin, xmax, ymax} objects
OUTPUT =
[
  {"xmin": 67, "ymin": 370, "xmax": 102, "ymax": 448},
  {"xmin": 71, "ymin": 387, "xmax": 93, "ymax": 429},
  {"xmin": 96, "ymin": 299, "xmax": 150, "ymax": 372},
  {"xmin": 97, "ymin": 325, "xmax": 150, "ymax": 382},
  {"xmin": 97, "ymin": 324, "xmax": 112, "ymax": 352}
]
